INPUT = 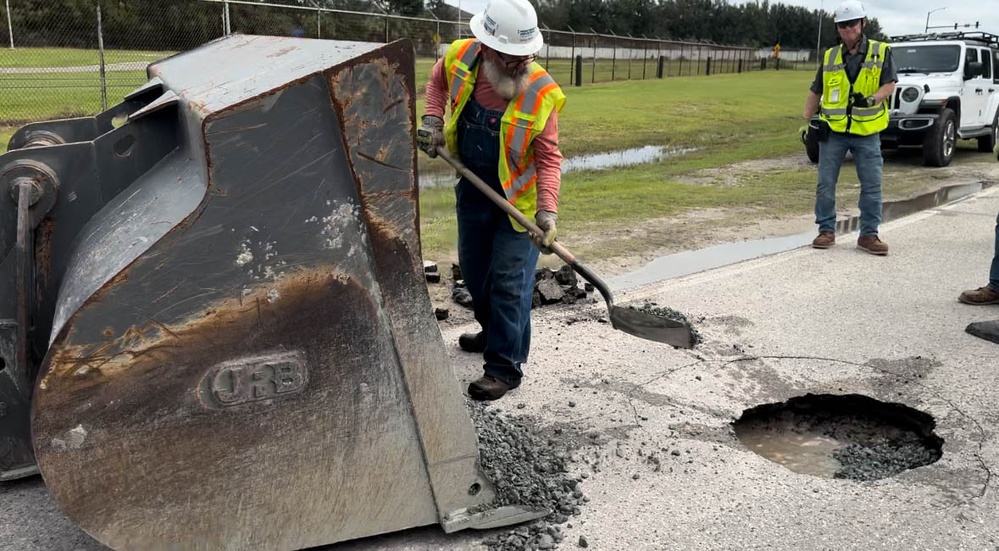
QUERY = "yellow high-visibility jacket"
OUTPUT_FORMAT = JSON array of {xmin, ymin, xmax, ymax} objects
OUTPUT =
[
  {"xmin": 443, "ymin": 39, "xmax": 566, "ymax": 229},
  {"xmin": 819, "ymin": 40, "xmax": 890, "ymax": 135}
]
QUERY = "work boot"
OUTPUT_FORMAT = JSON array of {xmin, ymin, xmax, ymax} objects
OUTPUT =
[
  {"xmin": 458, "ymin": 332, "xmax": 486, "ymax": 353},
  {"xmin": 857, "ymin": 234, "xmax": 889, "ymax": 256},
  {"xmin": 812, "ymin": 232, "xmax": 835, "ymax": 249},
  {"xmin": 468, "ymin": 376, "xmax": 512, "ymax": 401},
  {"xmin": 958, "ymin": 285, "xmax": 999, "ymax": 305}
]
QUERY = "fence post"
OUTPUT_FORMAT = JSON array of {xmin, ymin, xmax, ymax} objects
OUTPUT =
[
  {"xmin": 738, "ymin": 58, "xmax": 743, "ymax": 73},
  {"xmin": 657, "ymin": 55, "xmax": 664, "ymax": 78},
  {"xmin": 568, "ymin": 26, "xmax": 576, "ymax": 81},
  {"xmin": 97, "ymin": 2, "xmax": 107, "ymax": 111},
  {"xmin": 611, "ymin": 33, "xmax": 616, "ymax": 81},
  {"xmin": 641, "ymin": 36, "xmax": 648, "ymax": 79},
  {"xmin": 706, "ymin": 57, "xmax": 711, "ymax": 76},
  {"xmin": 5, "ymin": 0, "xmax": 13, "ymax": 48},
  {"xmin": 223, "ymin": 1, "xmax": 231, "ymax": 35},
  {"xmin": 626, "ymin": 34, "xmax": 632, "ymax": 80},
  {"xmin": 384, "ymin": 14, "xmax": 389, "ymax": 43},
  {"xmin": 574, "ymin": 54, "xmax": 582, "ymax": 86},
  {"xmin": 317, "ymin": 9, "xmax": 322, "ymax": 38},
  {"xmin": 542, "ymin": 26, "xmax": 550, "ymax": 71},
  {"xmin": 590, "ymin": 33, "xmax": 596, "ymax": 84}
]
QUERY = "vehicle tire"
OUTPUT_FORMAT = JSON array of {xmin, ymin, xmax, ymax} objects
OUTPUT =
[
  {"xmin": 805, "ymin": 127, "xmax": 820, "ymax": 163},
  {"xmin": 977, "ymin": 110, "xmax": 998, "ymax": 153},
  {"xmin": 923, "ymin": 108, "xmax": 956, "ymax": 167}
]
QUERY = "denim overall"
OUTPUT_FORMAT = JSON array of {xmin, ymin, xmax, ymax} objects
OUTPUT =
[{"xmin": 455, "ymin": 98, "xmax": 540, "ymax": 388}]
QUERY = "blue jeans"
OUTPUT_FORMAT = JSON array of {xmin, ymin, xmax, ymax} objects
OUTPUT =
[
  {"xmin": 816, "ymin": 131, "xmax": 884, "ymax": 236},
  {"xmin": 990, "ymin": 212, "xmax": 999, "ymax": 290},
  {"xmin": 455, "ymin": 99, "xmax": 540, "ymax": 387}
]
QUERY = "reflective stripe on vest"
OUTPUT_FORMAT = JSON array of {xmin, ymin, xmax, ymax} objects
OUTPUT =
[
  {"xmin": 819, "ymin": 40, "xmax": 890, "ymax": 136},
  {"xmin": 441, "ymin": 39, "xmax": 566, "ymax": 229},
  {"xmin": 504, "ymin": 70, "xmax": 561, "ymax": 202},
  {"xmin": 448, "ymin": 40, "xmax": 480, "ymax": 111}
]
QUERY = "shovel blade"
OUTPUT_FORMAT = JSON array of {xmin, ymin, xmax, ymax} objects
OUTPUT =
[{"xmin": 610, "ymin": 306, "xmax": 697, "ymax": 348}]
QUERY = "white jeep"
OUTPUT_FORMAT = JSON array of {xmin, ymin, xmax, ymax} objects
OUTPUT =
[{"xmin": 804, "ymin": 31, "xmax": 999, "ymax": 167}]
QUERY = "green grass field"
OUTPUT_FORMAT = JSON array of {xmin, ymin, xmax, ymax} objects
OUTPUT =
[
  {"xmin": 3, "ymin": 51, "xmax": 968, "ymax": 267},
  {"xmin": 2, "ymin": 51, "xmax": 788, "ymax": 126},
  {"xmin": 0, "ymin": 47, "xmax": 175, "ymax": 68}
]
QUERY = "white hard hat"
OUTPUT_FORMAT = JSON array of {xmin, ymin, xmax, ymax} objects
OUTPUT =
[
  {"xmin": 833, "ymin": 0, "xmax": 866, "ymax": 23},
  {"xmin": 469, "ymin": 0, "xmax": 544, "ymax": 57}
]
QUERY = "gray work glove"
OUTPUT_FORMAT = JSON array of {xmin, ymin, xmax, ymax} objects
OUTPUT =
[
  {"xmin": 416, "ymin": 115, "xmax": 444, "ymax": 158},
  {"xmin": 851, "ymin": 92, "xmax": 877, "ymax": 108},
  {"xmin": 533, "ymin": 210, "xmax": 558, "ymax": 254}
]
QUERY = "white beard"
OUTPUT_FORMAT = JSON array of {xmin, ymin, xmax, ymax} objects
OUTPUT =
[{"xmin": 482, "ymin": 58, "xmax": 529, "ymax": 101}]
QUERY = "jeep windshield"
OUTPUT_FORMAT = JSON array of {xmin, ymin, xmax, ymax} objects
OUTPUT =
[{"xmin": 893, "ymin": 44, "xmax": 961, "ymax": 73}]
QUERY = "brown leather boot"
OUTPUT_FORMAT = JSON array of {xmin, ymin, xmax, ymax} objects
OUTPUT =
[
  {"xmin": 467, "ymin": 376, "xmax": 513, "ymax": 401},
  {"xmin": 812, "ymin": 232, "xmax": 835, "ymax": 249},
  {"xmin": 959, "ymin": 286, "xmax": 999, "ymax": 305},
  {"xmin": 857, "ymin": 234, "xmax": 888, "ymax": 256}
]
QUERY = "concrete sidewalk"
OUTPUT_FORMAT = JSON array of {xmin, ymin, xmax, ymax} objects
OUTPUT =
[{"xmin": 2, "ymin": 188, "xmax": 997, "ymax": 550}]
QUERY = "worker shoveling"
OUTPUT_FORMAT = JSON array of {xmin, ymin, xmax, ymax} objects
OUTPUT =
[
  {"xmin": 0, "ymin": 35, "xmax": 549, "ymax": 550},
  {"xmin": 437, "ymin": 148, "xmax": 699, "ymax": 350}
]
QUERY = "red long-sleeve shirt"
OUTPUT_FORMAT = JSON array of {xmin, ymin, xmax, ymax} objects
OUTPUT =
[{"xmin": 424, "ymin": 57, "xmax": 563, "ymax": 213}]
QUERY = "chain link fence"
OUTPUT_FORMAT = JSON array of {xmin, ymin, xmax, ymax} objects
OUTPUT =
[
  {"xmin": 1, "ymin": 1, "xmax": 222, "ymax": 129},
  {"xmin": 1, "ymin": 0, "xmax": 803, "ymax": 134}
]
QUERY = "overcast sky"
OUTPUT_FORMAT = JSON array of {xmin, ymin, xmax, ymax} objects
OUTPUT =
[{"xmin": 446, "ymin": 0, "xmax": 998, "ymax": 40}]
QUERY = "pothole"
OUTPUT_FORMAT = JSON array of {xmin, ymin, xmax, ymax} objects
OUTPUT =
[{"xmin": 733, "ymin": 393, "xmax": 943, "ymax": 481}]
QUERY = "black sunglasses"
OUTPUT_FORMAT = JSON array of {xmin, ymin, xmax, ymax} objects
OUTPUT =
[{"xmin": 836, "ymin": 19, "xmax": 861, "ymax": 29}]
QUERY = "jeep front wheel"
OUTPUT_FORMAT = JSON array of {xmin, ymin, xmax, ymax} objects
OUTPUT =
[
  {"xmin": 978, "ymin": 110, "xmax": 998, "ymax": 153},
  {"xmin": 924, "ymin": 108, "xmax": 956, "ymax": 167}
]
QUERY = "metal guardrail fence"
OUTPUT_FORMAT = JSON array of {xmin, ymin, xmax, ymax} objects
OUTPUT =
[{"xmin": 0, "ymin": 0, "xmax": 799, "ymax": 129}]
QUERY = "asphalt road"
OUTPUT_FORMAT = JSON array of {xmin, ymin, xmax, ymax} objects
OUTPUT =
[{"xmin": 4, "ymin": 186, "xmax": 999, "ymax": 550}]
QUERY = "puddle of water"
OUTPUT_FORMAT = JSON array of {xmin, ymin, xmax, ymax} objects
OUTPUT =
[
  {"xmin": 418, "ymin": 145, "xmax": 696, "ymax": 189},
  {"xmin": 561, "ymin": 145, "xmax": 696, "ymax": 173},
  {"xmin": 733, "ymin": 419, "xmax": 843, "ymax": 477},
  {"xmin": 611, "ymin": 181, "xmax": 991, "ymax": 291},
  {"xmin": 733, "ymin": 394, "xmax": 943, "ymax": 480}
]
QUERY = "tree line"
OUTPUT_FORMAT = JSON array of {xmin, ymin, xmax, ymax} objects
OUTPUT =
[{"xmin": 5, "ymin": 0, "xmax": 887, "ymax": 51}]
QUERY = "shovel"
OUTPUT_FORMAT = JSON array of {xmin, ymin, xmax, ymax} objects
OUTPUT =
[{"xmin": 436, "ymin": 147, "xmax": 696, "ymax": 349}]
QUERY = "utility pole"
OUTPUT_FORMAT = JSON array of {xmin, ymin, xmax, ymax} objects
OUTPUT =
[
  {"xmin": 925, "ymin": 7, "xmax": 947, "ymax": 33},
  {"xmin": 6, "ymin": 0, "xmax": 13, "ymax": 49},
  {"xmin": 816, "ymin": 0, "xmax": 823, "ymax": 65}
]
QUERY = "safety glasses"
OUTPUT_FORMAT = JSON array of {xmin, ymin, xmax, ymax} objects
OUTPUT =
[
  {"xmin": 495, "ymin": 51, "xmax": 536, "ymax": 69},
  {"xmin": 836, "ymin": 19, "xmax": 861, "ymax": 29}
]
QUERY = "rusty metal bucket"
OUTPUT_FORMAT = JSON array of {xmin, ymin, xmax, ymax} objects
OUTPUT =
[{"xmin": 0, "ymin": 35, "xmax": 540, "ymax": 550}]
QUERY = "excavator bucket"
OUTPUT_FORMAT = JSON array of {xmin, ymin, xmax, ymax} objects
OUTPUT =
[{"xmin": 0, "ymin": 35, "xmax": 540, "ymax": 550}]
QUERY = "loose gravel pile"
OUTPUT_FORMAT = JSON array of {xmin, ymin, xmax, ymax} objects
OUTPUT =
[
  {"xmin": 468, "ymin": 402, "xmax": 587, "ymax": 551},
  {"xmin": 829, "ymin": 416, "xmax": 943, "ymax": 481},
  {"xmin": 630, "ymin": 302, "xmax": 703, "ymax": 346}
]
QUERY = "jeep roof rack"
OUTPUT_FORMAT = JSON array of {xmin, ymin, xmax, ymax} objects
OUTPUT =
[{"xmin": 889, "ymin": 31, "xmax": 999, "ymax": 47}]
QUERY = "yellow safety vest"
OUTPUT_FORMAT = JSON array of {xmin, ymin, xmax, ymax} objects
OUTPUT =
[
  {"xmin": 819, "ymin": 40, "xmax": 890, "ymax": 136},
  {"xmin": 442, "ymin": 39, "xmax": 566, "ymax": 230}
]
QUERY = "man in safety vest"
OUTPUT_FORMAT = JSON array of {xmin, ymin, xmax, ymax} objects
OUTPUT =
[
  {"xmin": 417, "ymin": 0, "xmax": 565, "ymax": 400},
  {"xmin": 803, "ymin": 0, "xmax": 896, "ymax": 255}
]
